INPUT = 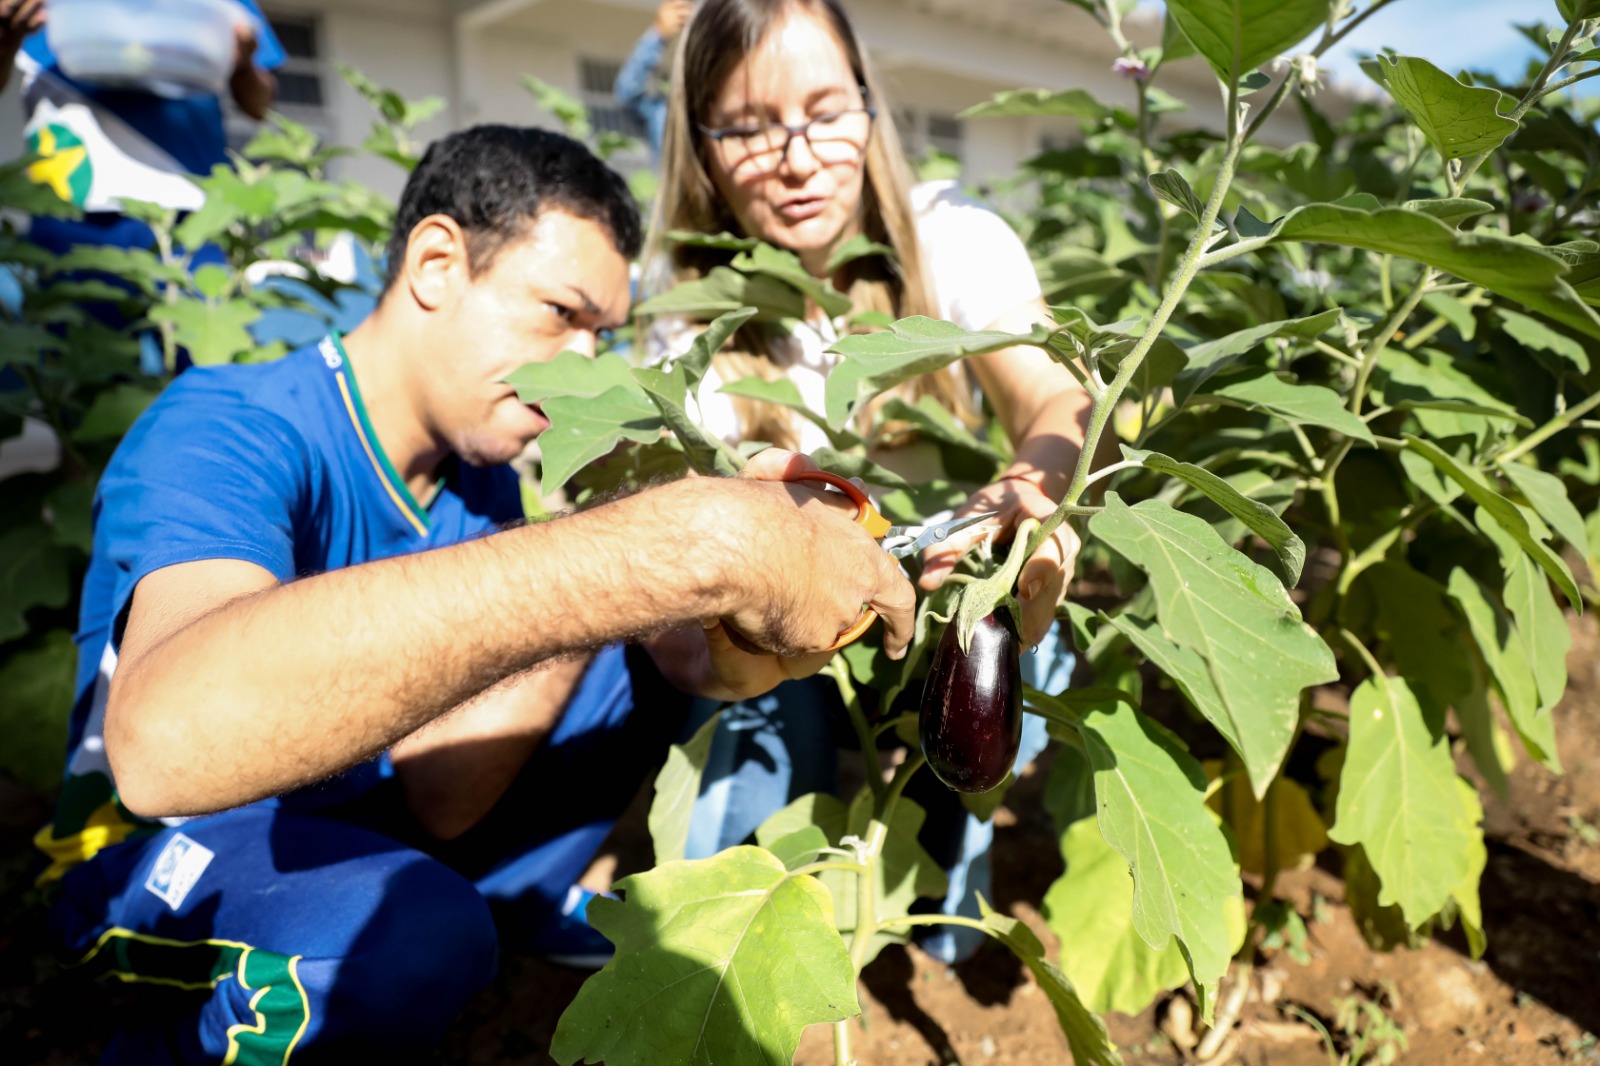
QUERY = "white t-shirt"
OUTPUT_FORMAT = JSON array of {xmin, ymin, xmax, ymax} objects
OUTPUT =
[{"xmin": 647, "ymin": 181, "xmax": 1042, "ymax": 454}]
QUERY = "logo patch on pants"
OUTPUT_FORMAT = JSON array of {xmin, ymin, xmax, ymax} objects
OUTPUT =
[{"xmin": 144, "ymin": 833, "xmax": 214, "ymax": 911}]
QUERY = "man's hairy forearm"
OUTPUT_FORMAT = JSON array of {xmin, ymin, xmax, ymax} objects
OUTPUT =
[{"xmin": 108, "ymin": 478, "xmax": 740, "ymax": 816}]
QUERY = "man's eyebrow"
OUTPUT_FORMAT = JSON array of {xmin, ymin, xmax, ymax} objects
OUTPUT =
[{"xmin": 561, "ymin": 284, "xmax": 603, "ymax": 316}]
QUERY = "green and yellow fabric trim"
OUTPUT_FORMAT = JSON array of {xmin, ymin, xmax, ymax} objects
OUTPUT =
[
  {"xmin": 77, "ymin": 927, "xmax": 311, "ymax": 1065},
  {"xmin": 326, "ymin": 332, "xmax": 438, "ymax": 538}
]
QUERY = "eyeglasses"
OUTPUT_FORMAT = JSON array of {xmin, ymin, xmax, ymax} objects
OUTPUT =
[{"xmin": 699, "ymin": 90, "xmax": 877, "ymax": 179}]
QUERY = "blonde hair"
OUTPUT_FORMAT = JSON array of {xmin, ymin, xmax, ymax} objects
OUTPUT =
[{"xmin": 643, "ymin": 0, "xmax": 975, "ymax": 449}]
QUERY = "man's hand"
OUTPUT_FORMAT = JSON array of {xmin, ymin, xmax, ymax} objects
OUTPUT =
[
  {"xmin": 228, "ymin": 17, "xmax": 275, "ymax": 120},
  {"xmin": 919, "ymin": 474, "xmax": 1079, "ymax": 647},
  {"xmin": 653, "ymin": 0, "xmax": 694, "ymax": 38},
  {"xmin": 710, "ymin": 448, "xmax": 915, "ymax": 661}
]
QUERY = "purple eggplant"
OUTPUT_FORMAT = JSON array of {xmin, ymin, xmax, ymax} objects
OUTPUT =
[{"xmin": 919, "ymin": 610, "xmax": 1022, "ymax": 793}]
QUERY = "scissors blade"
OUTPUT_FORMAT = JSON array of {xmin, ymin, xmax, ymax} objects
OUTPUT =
[{"xmin": 887, "ymin": 510, "xmax": 1000, "ymax": 559}]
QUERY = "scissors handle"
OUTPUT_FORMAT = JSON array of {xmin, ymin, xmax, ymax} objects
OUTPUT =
[{"xmin": 787, "ymin": 470, "xmax": 892, "ymax": 650}]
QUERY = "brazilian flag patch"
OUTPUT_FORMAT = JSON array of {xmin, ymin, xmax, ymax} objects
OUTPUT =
[{"xmin": 26, "ymin": 123, "xmax": 93, "ymax": 208}]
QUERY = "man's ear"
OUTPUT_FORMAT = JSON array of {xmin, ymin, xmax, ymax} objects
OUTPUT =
[{"xmin": 402, "ymin": 215, "xmax": 470, "ymax": 312}]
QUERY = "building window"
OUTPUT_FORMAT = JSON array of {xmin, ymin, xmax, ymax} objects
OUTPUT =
[
  {"xmin": 895, "ymin": 108, "xmax": 964, "ymax": 171},
  {"xmin": 578, "ymin": 57, "xmax": 649, "ymax": 142}
]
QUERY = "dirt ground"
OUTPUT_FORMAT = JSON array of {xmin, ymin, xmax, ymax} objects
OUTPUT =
[{"xmin": 3, "ymin": 613, "xmax": 1598, "ymax": 1065}]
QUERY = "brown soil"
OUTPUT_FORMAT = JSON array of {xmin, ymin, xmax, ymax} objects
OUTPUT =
[{"xmin": 5, "ymin": 613, "xmax": 1599, "ymax": 1065}]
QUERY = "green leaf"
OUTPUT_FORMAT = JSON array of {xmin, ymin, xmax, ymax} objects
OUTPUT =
[
  {"xmin": 674, "ymin": 308, "xmax": 761, "ymax": 392},
  {"xmin": 0, "ymin": 526, "xmax": 73, "ymax": 642},
  {"xmin": 1368, "ymin": 55, "xmax": 1518, "ymax": 161},
  {"xmin": 1501, "ymin": 462, "xmax": 1591, "ymax": 555},
  {"xmin": 825, "ymin": 233, "xmax": 895, "ymax": 274},
  {"xmin": 1173, "ymin": 309, "xmax": 1343, "ymax": 404},
  {"xmin": 877, "ymin": 396, "xmax": 1000, "ymax": 467},
  {"xmin": 1403, "ymin": 197, "xmax": 1496, "ymax": 227},
  {"xmin": 807, "ymin": 448, "xmax": 910, "ymax": 491},
  {"xmin": 1164, "ymin": 0, "xmax": 1325, "ymax": 84},
  {"xmin": 1376, "ymin": 347, "xmax": 1525, "ymax": 441},
  {"xmin": 1421, "ymin": 293, "xmax": 1478, "ymax": 339},
  {"xmin": 550, "ymin": 847, "xmax": 857, "ymax": 1066},
  {"xmin": 1203, "ymin": 369, "xmax": 1377, "ymax": 444},
  {"xmin": 716, "ymin": 373, "xmax": 858, "ymax": 449},
  {"xmin": 1090, "ymin": 496, "xmax": 1335, "ymax": 797},
  {"xmin": 1498, "ymin": 308, "xmax": 1590, "ymax": 373},
  {"xmin": 977, "ymin": 900, "xmax": 1124, "ymax": 1065},
  {"xmin": 666, "ymin": 230, "xmax": 760, "ymax": 251},
  {"xmin": 1045, "ymin": 813, "xmax": 1190, "ymax": 1017},
  {"xmin": 506, "ymin": 351, "xmax": 641, "ymax": 403},
  {"xmin": 1267, "ymin": 203, "xmax": 1600, "ymax": 341},
  {"xmin": 1122, "ymin": 447, "xmax": 1305, "ymax": 585},
  {"xmin": 1448, "ymin": 568, "xmax": 1560, "ymax": 772},
  {"xmin": 148, "ymin": 298, "xmax": 259, "ymax": 366},
  {"xmin": 1342, "ymin": 842, "xmax": 1423, "ymax": 952},
  {"xmin": 73, "ymin": 383, "xmax": 159, "ymax": 443},
  {"xmin": 538, "ymin": 387, "xmax": 664, "ymax": 494},
  {"xmin": 1403, "ymin": 435, "xmax": 1581, "ymax": 608},
  {"xmin": 1328, "ymin": 676, "xmax": 1480, "ymax": 927},
  {"xmin": 823, "ymin": 317, "xmax": 1037, "ymax": 430},
  {"xmin": 1503, "ymin": 550, "xmax": 1571, "ymax": 717},
  {"xmin": 1364, "ymin": 562, "xmax": 1474, "ymax": 709},
  {"xmin": 523, "ymin": 75, "xmax": 592, "ymax": 140},
  {"xmin": 959, "ymin": 88, "xmax": 1109, "ymax": 123},
  {"xmin": 731, "ymin": 244, "xmax": 852, "ymax": 319},
  {"xmin": 632, "ymin": 362, "xmax": 740, "ymax": 478},
  {"xmin": 1441, "ymin": 779, "xmax": 1489, "ymax": 960},
  {"xmin": 0, "ymin": 631, "xmax": 76, "ymax": 790},
  {"xmin": 1074, "ymin": 699, "xmax": 1243, "ymax": 1019},
  {"xmin": 636, "ymin": 266, "xmax": 805, "ymax": 322},
  {"xmin": 1148, "ymin": 170, "xmax": 1207, "ymax": 222},
  {"xmin": 648, "ymin": 711, "xmax": 724, "ymax": 865}
]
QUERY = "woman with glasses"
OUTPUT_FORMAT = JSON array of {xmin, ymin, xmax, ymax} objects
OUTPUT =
[{"xmin": 641, "ymin": 0, "xmax": 1091, "ymax": 963}]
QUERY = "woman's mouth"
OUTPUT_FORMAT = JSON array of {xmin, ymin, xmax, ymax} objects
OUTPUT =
[{"xmin": 776, "ymin": 196, "xmax": 827, "ymax": 222}]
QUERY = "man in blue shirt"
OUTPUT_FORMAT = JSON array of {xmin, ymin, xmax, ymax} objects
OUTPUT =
[
  {"xmin": 37, "ymin": 124, "xmax": 914, "ymax": 1062},
  {"xmin": 4, "ymin": 0, "xmax": 283, "ymax": 258},
  {"xmin": 615, "ymin": 0, "xmax": 692, "ymax": 160}
]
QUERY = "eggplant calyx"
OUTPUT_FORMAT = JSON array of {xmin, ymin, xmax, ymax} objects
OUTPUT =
[{"xmin": 954, "ymin": 517, "xmax": 1039, "ymax": 654}]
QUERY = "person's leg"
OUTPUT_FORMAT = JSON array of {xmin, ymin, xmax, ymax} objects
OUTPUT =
[
  {"xmin": 434, "ymin": 644, "xmax": 694, "ymax": 943},
  {"xmin": 912, "ymin": 624, "xmax": 1074, "ymax": 963},
  {"xmin": 51, "ymin": 805, "xmax": 498, "ymax": 1064},
  {"xmin": 683, "ymin": 675, "xmax": 842, "ymax": 860}
]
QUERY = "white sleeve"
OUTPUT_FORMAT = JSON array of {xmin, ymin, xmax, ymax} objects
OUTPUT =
[{"xmin": 913, "ymin": 182, "xmax": 1043, "ymax": 331}]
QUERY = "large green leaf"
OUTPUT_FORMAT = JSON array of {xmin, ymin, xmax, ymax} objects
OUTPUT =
[
  {"xmin": 877, "ymin": 396, "xmax": 1001, "ymax": 464},
  {"xmin": 1498, "ymin": 309, "xmax": 1590, "ymax": 373},
  {"xmin": 823, "ymin": 317, "xmax": 1038, "ymax": 429},
  {"xmin": 977, "ymin": 901, "xmax": 1123, "ymax": 1066},
  {"xmin": 0, "ymin": 630, "xmax": 76, "ymax": 790},
  {"xmin": 1364, "ymin": 562, "xmax": 1473, "ymax": 710},
  {"xmin": 148, "ymin": 298, "xmax": 259, "ymax": 366},
  {"xmin": 959, "ymin": 88, "xmax": 1109, "ymax": 123},
  {"xmin": 1404, "ymin": 435, "xmax": 1581, "ymax": 608},
  {"xmin": 1045, "ymin": 813, "xmax": 1190, "ymax": 1016},
  {"xmin": 550, "ymin": 847, "xmax": 857, "ymax": 1066},
  {"xmin": 1327, "ymin": 676, "xmax": 1479, "ymax": 927},
  {"xmin": 649, "ymin": 711, "xmax": 724, "ymax": 865},
  {"xmin": 1173, "ymin": 309, "xmax": 1342, "ymax": 405},
  {"xmin": 538, "ymin": 387, "xmax": 664, "ymax": 494},
  {"xmin": 1202, "ymin": 369, "xmax": 1376, "ymax": 444},
  {"xmin": 1366, "ymin": 55, "xmax": 1517, "ymax": 161},
  {"xmin": 673, "ymin": 308, "xmax": 761, "ymax": 392},
  {"xmin": 1074, "ymin": 700, "xmax": 1242, "ymax": 1019},
  {"xmin": 507, "ymin": 351, "xmax": 641, "ymax": 403},
  {"xmin": 1503, "ymin": 551, "xmax": 1571, "ymax": 718},
  {"xmin": 1501, "ymin": 462, "xmax": 1591, "ymax": 556},
  {"xmin": 632, "ymin": 362, "xmax": 740, "ymax": 478},
  {"xmin": 73, "ymin": 383, "xmax": 160, "ymax": 443},
  {"xmin": 1268, "ymin": 204, "xmax": 1600, "ymax": 341},
  {"xmin": 1164, "ymin": 0, "xmax": 1325, "ymax": 84},
  {"xmin": 716, "ymin": 374, "xmax": 857, "ymax": 450},
  {"xmin": 1376, "ymin": 347, "xmax": 1525, "ymax": 443},
  {"xmin": 0, "ymin": 526, "xmax": 73, "ymax": 643},
  {"xmin": 1448, "ymin": 568, "xmax": 1560, "ymax": 772},
  {"xmin": 1122, "ymin": 447, "xmax": 1305, "ymax": 585},
  {"xmin": 1403, "ymin": 197, "xmax": 1496, "ymax": 227},
  {"xmin": 1090, "ymin": 495, "xmax": 1334, "ymax": 796}
]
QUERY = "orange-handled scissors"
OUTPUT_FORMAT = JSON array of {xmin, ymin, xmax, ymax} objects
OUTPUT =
[{"xmin": 789, "ymin": 470, "xmax": 998, "ymax": 650}]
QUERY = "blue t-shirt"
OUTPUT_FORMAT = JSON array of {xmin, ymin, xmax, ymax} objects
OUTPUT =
[
  {"xmin": 35, "ymin": 334, "xmax": 523, "ymax": 882},
  {"xmin": 22, "ymin": 0, "xmax": 286, "ymax": 177}
]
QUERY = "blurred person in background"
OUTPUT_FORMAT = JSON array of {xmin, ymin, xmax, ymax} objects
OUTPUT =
[
  {"xmin": 4, "ymin": 0, "xmax": 283, "ymax": 370},
  {"xmin": 614, "ymin": 0, "xmax": 693, "ymax": 160},
  {"xmin": 642, "ymin": 0, "xmax": 1092, "ymax": 963}
]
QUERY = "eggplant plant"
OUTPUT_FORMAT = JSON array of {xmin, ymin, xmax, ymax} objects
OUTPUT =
[{"xmin": 534, "ymin": 1, "xmax": 1600, "ymax": 1063}]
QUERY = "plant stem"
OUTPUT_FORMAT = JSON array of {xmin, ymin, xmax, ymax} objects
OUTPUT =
[
  {"xmin": 1027, "ymin": 87, "xmax": 1245, "ymax": 558},
  {"xmin": 876, "ymin": 913, "xmax": 992, "ymax": 934},
  {"xmin": 1540, "ymin": 66, "xmax": 1600, "ymax": 99},
  {"xmin": 1347, "ymin": 271, "xmax": 1432, "ymax": 417},
  {"xmin": 846, "ymin": 818, "xmax": 888, "ymax": 975},
  {"xmin": 829, "ymin": 662, "xmax": 885, "ymax": 803},
  {"xmin": 791, "ymin": 860, "xmax": 869, "ymax": 878},
  {"xmin": 1497, "ymin": 389, "xmax": 1600, "ymax": 463},
  {"xmin": 1197, "ymin": 233, "xmax": 1273, "ymax": 270}
]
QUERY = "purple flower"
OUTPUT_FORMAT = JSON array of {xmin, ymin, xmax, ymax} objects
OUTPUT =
[{"xmin": 1113, "ymin": 56, "xmax": 1150, "ymax": 82}]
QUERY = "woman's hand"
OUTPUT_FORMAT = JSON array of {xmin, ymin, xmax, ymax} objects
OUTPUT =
[{"xmin": 918, "ymin": 475, "xmax": 1079, "ymax": 647}]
